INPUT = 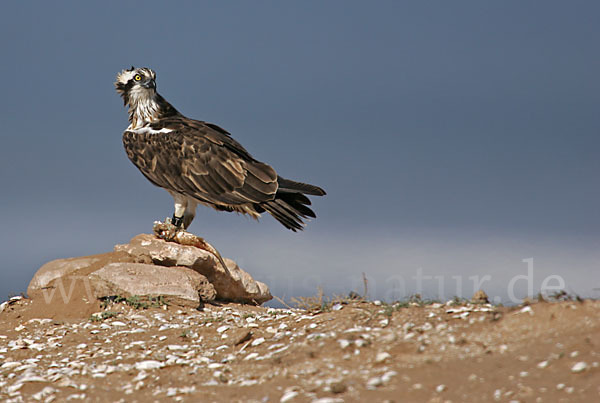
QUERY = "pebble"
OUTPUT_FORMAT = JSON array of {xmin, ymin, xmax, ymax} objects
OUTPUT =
[
  {"xmin": 7, "ymin": 383, "xmax": 24, "ymax": 393},
  {"xmin": 436, "ymin": 384, "xmax": 446, "ymax": 393},
  {"xmin": 381, "ymin": 371, "xmax": 397, "ymax": 383},
  {"xmin": 251, "ymin": 337, "xmax": 265, "ymax": 347},
  {"xmin": 375, "ymin": 352, "xmax": 391, "ymax": 363},
  {"xmin": 134, "ymin": 360, "xmax": 163, "ymax": 370},
  {"xmin": 366, "ymin": 377, "xmax": 382, "ymax": 389},
  {"xmin": 216, "ymin": 325, "xmax": 229, "ymax": 333},
  {"xmin": 329, "ymin": 380, "xmax": 347, "ymax": 394},
  {"xmin": 31, "ymin": 386, "xmax": 56, "ymax": 401},
  {"xmin": 280, "ymin": 391, "xmax": 299, "ymax": 402},
  {"xmin": 1, "ymin": 362, "xmax": 21, "ymax": 370},
  {"xmin": 517, "ymin": 306, "xmax": 533, "ymax": 315},
  {"xmin": 244, "ymin": 352, "xmax": 259, "ymax": 361},
  {"xmin": 133, "ymin": 371, "xmax": 147, "ymax": 382},
  {"xmin": 571, "ymin": 361, "xmax": 587, "ymax": 373},
  {"xmin": 338, "ymin": 340, "xmax": 351, "ymax": 349}
]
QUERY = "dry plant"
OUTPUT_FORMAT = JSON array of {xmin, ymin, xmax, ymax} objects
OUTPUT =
[
  {"xmin": 290, "ymin": 287, "xmax": 366, "ymax": 313},
  {"xmin": 291, "ymin": 286, "xmax": 328, "ymax": 312}
]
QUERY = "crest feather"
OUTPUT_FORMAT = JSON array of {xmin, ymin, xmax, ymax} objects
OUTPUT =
[{"xmin": 115, "ymin": 66, "xmax": 136, "ymax": 89}]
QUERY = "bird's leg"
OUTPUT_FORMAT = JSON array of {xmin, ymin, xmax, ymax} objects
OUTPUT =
[
  {"xmin": 152, "ymin": 198, "xmax": 231, "ymax": 276},
  {"xmin": 153, "ymin": 194, "xmax": 188, "ymax": 241},
  {"xmin": 182, "ymin": 200, "xmax": 197, "ymax": 230},
  {"xmin": 171, "ymin": 196, "xmax": 188, "ymax": 229}
]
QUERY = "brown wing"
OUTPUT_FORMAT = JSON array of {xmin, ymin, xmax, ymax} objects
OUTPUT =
[{"xmin": 122, "ymin": 118, "xmax": 278, "ymax": 206}]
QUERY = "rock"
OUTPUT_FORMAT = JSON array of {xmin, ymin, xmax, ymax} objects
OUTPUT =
[
  {"xmin": 338, "ymin": 340, "xmax": 351, "ymax": 349},
  {"xmin": 115, "ymin": 234, "xmax": 272, "ymax": 304},
  {"xmin": 375, "ymin": 351, "xmax": 391, "ymax": 363},
  {"xmin": 27, "ymin": 256, "xmax": 103, "ymax": 295},
  {"xmin": 27, "ymin": 233, "xmax": 271, "ymax": 308},
  {"xmin": 89, "ymin": 263, "xmax": 216, "ymax": 306},
  {"xmin": 134, "ymin": 360, "xmax": 163, "ymax": 370},
  {"xmin": 366, "ymin": 377, "xmax": 383, "ymax": 389},
  {"xmin": 571, "ymin": 361, "xmax": 587, "ymax": 373},
  {"xmin": 330, "ymin": 380, "xmax": 347, "ymax": 394},
  {"xmin": 471, "ymin": 290, "xmax": 489, "ymax": 304},
  {"xmin": 251, "ymin": 337, "xmax": 265, "ymax": 347},
  {"xmin": 280, "ymin": 391, "xmax": 299, "ymax": 402},
  {"xmin": 537, "ymin": 360, "xmax": 549, "ymax": 369}
]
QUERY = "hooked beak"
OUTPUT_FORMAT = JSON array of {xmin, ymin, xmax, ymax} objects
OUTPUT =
[{"xmin": 142, "ymin": 79, "xmax": 156, "ymax": 89}]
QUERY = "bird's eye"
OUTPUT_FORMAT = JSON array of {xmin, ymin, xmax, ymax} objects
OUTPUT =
[{"xmin": 134, "ymin": 74, "xmax": 142, "ymax": 81}]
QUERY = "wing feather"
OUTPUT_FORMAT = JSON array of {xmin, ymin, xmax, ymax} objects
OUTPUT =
[{"xmin": 122, "ymin": 119, "xmax": 278, "ymax": 207}]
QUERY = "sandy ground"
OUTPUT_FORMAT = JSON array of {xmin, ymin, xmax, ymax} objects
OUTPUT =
[{"xmin": 0, "ymin": 294, "xmax": 598, "ymax": 402}]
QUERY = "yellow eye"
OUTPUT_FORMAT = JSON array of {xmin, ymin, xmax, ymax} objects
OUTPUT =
[{"xmin": 134, "ymin": 74, "xmax": 142, "ymax": 81}]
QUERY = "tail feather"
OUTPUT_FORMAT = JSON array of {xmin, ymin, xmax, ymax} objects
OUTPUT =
[
  {"xmin": 277, "ymin": 177, "xmax": 326, "ymax": 196},
  {"xmin": 258, "ymin": 177, "xmax": 325, "ymax": 231}
]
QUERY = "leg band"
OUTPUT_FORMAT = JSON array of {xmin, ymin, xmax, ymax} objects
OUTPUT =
[{"xmin": 172, "ymin": 215, "xmax": 184, "ymax": 228}]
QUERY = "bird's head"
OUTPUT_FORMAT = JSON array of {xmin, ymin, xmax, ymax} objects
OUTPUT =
[{"xmin": 115, "ymin": 66, "xmax": 157, "ymax": 106}]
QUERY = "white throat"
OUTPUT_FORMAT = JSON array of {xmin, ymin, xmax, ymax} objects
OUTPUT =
[{"xmin": 127, "ymin": 89, "xmax": 160, "ymax": 129}]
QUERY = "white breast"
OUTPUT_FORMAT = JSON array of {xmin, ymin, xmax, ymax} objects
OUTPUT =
[{"xmin": 127, "ymin": 127, "xmax": 173, "ymax": 135}]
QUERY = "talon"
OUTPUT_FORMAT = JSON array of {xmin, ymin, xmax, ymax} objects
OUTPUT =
[{"xmin": 153, "ymin": 219, "xmax": 183, "ymax": 242}]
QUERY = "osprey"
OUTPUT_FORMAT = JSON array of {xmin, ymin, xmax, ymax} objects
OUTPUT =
[{"xmin": 115, "ymin": 67, "xmax": 325, "ymax": 231}]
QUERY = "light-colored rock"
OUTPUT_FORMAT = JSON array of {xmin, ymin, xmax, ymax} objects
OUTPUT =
[
  {"xmin": 375, "ymin": 351, "xmax": 391, "ymax": 363},
  {"xmin": 27, "ymin": 233, "xmax": 271, "ymax": 307},
  {"xmin": 366, "ymin": 376, "xmax": 383, "ymax": 389},
  {"xmin": 251, "ymin": 337, "xmax": 265, "ymax": 347},
  {"xmin": 280, "ymin": 391, "xmax": 299, "ymax": 402},
  {"xmin": 571, "ymin": 361, "xmax": 587, "ymax": 373},
  {"xmin": 89, "ymin": 263, "xmax": 216, "ymax": 306},
  {"xmin": 134, "ymin": 360, "xmax": 163, "ymax": 370},
  {"xmin": 115, "ymin": 234, "xmax": 271, "ymax": 304},
  {"xmin": 27, "ymin": 256, "xmax": 102, "ymax": 295}
]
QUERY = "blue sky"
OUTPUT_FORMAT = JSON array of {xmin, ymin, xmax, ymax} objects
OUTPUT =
[{"xmin": 1, "ymin": 1, "xmax": 598, "ymax": 304}]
